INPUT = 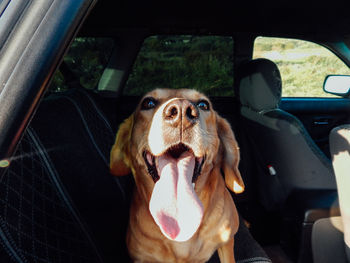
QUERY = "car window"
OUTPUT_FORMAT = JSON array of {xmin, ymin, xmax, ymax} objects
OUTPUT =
[
  {"xmin": 125, "ymin": 35, "xmax": 234, "ymax": 96},
  {"xmin": 253, "ymin": 36, "xmax": 350, "ymax": 97},
  {"xmin": 50, "ymin": 37, "xmax": 115, "ymax": 92}
]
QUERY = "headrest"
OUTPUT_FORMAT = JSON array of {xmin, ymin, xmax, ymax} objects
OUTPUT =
[{"xmin": 236, "ymin": 58, "xmax": 282, "ymax": 112}]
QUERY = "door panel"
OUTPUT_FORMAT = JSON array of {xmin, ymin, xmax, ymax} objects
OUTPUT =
[{"xmin": 280, "ymin": 98, "xmax": 350, "ymax": 157}]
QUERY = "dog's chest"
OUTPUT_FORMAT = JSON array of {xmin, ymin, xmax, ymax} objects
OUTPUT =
[
  {"xmin": 169, "ymin": 238, "xmax": 216, "ymax": 262},
  {"xmin": 128, "ymin": 220, "xmax": 226, "ymax": 263}
]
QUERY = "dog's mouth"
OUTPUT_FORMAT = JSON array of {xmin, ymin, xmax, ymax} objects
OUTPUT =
[
  {"xmin": 144, "ymin": 143, "xmax": 205, "ymax": 242},
  {"xmin": 143, "ymin": 143, "xmax": 205, "ymax": 185}
]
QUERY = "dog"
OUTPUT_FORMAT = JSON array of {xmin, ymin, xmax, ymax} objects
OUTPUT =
[{"xmin": 110, "ymin": 88, "xmax": 245, "ymax": 263}]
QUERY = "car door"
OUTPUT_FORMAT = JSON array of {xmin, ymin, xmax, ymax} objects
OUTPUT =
[
  {"xmin": 253, "ymin": 36, "xmax": 350, "ymax": 157},
  {"xmin": 280, "ymin": 97, "xmax": 350, "ymax": 157}
]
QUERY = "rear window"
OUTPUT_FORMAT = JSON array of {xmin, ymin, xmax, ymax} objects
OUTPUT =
[
  {"xmin": 50, "ymin": 37, "xmax": 115, "ymax": 92},
  {"xmin": 125, "ymin": 35, "xmax": 234, "ymax": 96}
]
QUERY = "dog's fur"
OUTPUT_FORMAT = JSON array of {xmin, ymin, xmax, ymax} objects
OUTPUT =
[{"xmin": 110, "ymin": 89, "xmax": 244, "ymax": 263}]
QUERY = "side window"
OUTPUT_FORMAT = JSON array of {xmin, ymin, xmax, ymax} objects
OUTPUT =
[
  {"xmin": 50, "ymin": 37, "xmax": 115, "ymax": 92},
  {"xmin": 253, "ymin": 37, "xmax": 350, "ymax": 97},
  {"xmin": 125, "ymin": 35, "xmax": 234, "ymax": 96}
]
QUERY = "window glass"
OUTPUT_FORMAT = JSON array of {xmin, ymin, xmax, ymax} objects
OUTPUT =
[
  {"xmin": 50, "ymin": 37, "xmax": 115, "ymax": 92},
  {"xmin": 253, "ymin": 37, "xmax": 350, "ymax": 97},
  {"xmin": 125, "ymin": 35, "xmax": 234, "ymax": 96}
]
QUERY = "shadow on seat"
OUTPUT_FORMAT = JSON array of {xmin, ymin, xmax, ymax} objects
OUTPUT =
[{"xmin": 0, "ymin": 88, "xmax": 132, "ymax": 263}]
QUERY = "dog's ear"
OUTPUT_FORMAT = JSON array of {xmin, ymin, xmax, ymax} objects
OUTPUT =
[
  {"xmin": 110, "ymin": 115, "xmax": 134, "ymax": 176},
  {"xmin": 217, "ymin": 115, "xmax": 245, "ymax": 194}
]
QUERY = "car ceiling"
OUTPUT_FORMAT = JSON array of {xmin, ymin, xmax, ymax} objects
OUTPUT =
[{"xmin": 81, "ymin": 1, "xmax": 350, "ymax": 40}]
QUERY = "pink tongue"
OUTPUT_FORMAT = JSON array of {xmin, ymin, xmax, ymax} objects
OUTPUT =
[{"xmin": 149, "ymin": 152, "xmax": 204, "ymax": 242}]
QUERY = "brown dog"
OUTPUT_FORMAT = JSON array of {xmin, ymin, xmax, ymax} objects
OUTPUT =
[{"xmin": 110, "ymin": 88, "xmax": 244, "ymax": 263}]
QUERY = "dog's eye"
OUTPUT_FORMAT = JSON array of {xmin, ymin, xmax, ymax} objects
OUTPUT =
[
  {"xmin": 141, "ymin": 97, "xmax": 157, "ymax": 110},
  {"xmin": 197, "ymin": 100, "xmax": 210, "ymax": 111}
]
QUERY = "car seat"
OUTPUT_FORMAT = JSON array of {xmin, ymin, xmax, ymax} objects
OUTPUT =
[
  {"xmin": 312, "ymin": 124, "xmax": 350, "ymax": 263},
  {"xmin": 235, "ymin": 58, "xmax": 337, "ymax": 210}
]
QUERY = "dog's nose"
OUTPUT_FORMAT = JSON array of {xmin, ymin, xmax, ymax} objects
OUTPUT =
[{"xmin": 164, "ymin": 99, "xmax": 199, "ymax": 126}]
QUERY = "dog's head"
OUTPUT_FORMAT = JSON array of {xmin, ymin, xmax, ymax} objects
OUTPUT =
[{"xmin": 110, "ymin": 88, "xmax": 244, "ymax": 242}]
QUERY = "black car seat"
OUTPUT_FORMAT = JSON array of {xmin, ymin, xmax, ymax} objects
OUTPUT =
[
  {"xmin": 0, "ymin": 88, "xmax": 132, "ymax": 263},
  {"xmin": 235, "ymin": 58, "xmax": 337, "ymax": 210},
  {"xmin": 312, "ymin": 125, "xmax": 350, "ymax": 263},
  {"xmin": 0, "ymin": 128, "xmax": 104, "ymax": 263},
  {"xmin": 0, "ymin": 88, "xmax": 271, "ymax": 262}
]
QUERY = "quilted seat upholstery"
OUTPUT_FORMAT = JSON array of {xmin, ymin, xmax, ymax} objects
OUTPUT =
[{"xmin": 0, "ymin": 128, "xmax": 103, "ymax": 263}]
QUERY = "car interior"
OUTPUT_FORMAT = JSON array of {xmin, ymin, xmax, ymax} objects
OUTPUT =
[{"xmin": 0, "ymin": 1, "xmax": 350, "ymax": 263}]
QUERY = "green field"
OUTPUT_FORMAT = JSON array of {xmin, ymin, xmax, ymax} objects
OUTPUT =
[
  {"xmin": 253, "ymin": 37, "xmax": 350, "ymax": 97},
  {"xmin": 125, "ymin": 36, "xmax": 235, "ymax": 96}
]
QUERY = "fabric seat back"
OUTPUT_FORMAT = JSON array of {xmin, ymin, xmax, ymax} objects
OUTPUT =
[
  {"xmin": 329, "ymin": 125, "xmax": 350, "ymax": 260},
  {"xmin": 312, "ymin": 125, "xmax": 350, "ymax": 262},
  {"xmin": 236, "ymin": 58, "xmax": 336, "ymax": 209},
  {"xmin": 0, "ymin": 128, "xmax": 103, "ymax": 263}
]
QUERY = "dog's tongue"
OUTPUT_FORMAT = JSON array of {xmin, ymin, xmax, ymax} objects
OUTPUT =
[{"xmin": 149, "ymin": 152, "xmax": 204, "ymax": 242}]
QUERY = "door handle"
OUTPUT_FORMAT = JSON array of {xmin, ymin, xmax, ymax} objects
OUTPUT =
[{"xmin": 314, "ymin": 121, "xmax": 329, "ymax": 125}]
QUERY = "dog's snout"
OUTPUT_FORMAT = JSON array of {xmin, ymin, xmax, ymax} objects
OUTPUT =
[{"xmin": 164, "ymin": 99, "xmax": 199, "ymax": 126}]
